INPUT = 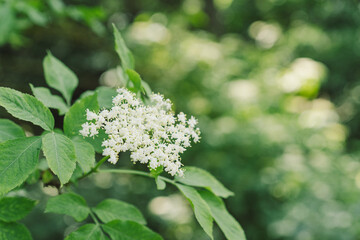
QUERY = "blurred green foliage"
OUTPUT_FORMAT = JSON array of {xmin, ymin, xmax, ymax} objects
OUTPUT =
[{"xmin": 1, "ymin": 0, "xmax": 360, "ymax": 239}]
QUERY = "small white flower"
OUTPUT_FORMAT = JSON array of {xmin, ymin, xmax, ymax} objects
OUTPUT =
[{"xmin": 80, "ymin": 87, "xmax": 200, "ymax": 176}]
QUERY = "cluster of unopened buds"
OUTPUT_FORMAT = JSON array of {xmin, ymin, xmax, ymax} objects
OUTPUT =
[{"xmin": 80, "ymin": 88, "xmax": 200, "ymax": 176}]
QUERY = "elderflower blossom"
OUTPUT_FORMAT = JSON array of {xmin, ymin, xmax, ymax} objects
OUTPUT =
[{"xmin": 79, "ymin": 88, "xmax": 200, "ymax": 176}]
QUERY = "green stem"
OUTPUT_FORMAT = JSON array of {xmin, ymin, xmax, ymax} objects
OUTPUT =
[
  {"xmin": 79, "ymin": 156, "xmax": 110, "ymax": 180},
  {"xmin": 98, "ymin": 169, "xmax": 176, "ymax": 184},
  {"xmin": 89, "ymin": 211, "xmax": 100, "ymax": 225}
]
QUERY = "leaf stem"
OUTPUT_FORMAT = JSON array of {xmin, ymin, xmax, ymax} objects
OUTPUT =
[
  {"xmin": 89, "ymin": 210, "xmax": 100, "ymax": 225},
  {"xmin": 78, "ymin": 156, "xmax": 110, "ymax": 180},
  {"xmin": 97, "ymin": 169, "xmax": 175, "ymax": 185}
]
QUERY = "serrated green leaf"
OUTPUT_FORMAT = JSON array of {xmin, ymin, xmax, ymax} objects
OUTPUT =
[
  {"xmin": 72, "ymin": 137, "xmax": 95, "ymax": 173},
  {"xmin": 96, "ymin": 86, "xmax": 117, "ymax": 109},
  {"xmin": 0, "ymin": 119, "xmax": 25, "ymax": 143},
  {"xmin": 45, "ymin": 193, "xmax": 89, "ymax": 222},
  {"xmin": 43, "ymin": 52, "xmax": 79, "ymax": 104},
  {"xmin": 102, "ymin": 220, "xmax": 163, "ymax": 240},
  {"xmin": 176, "ymin": 184, "xmax": 213, "ymax": 240},
  {"xmin": 126, "ymin": 69, "xmax": 142, "ymax": 92},
  {"xmin": 199, "ymin": 190, "xmax": 246, "ymax": 240},
  {"xmin": 65, "ymin": 224, "xmax": 107, "ymax": 240},
  {"xmin": 0, "ymin": 136, "xmax": 41, "ymax": 195},
  {"xmin": 0, "ymin": 87, "xmax": 54, "ymax": 131},
  {"xmin": 64, "ymin": 93, "xmax": 105, "ymax": 153},
  {"xmin": 155, "ymin": 177, "xmax": 166, "ymax": 190},
  {"xmin": 93, "ymin": 199, "xmax": 146, "ymax": 224},
  {"xmin": 42, "ymin": 132, "xmax": 76, "ymax": 185},
  {"xmin": 30, "ymin": 84, "xmax": 69, "ymax": 115},
  {"xmin": 175, "ymin": 167, "xmax": 234, "ymax": 198},
  {"xmin": 0, "ymin": 221, "xmax": 32, "ymax": 240},
  {"xmin": 113, "ymin": 24, "xmax": 135, "ymax": 70},
  {"xmin": 0, "ymin": 197, "xmax": 37, "ymax": 222}
]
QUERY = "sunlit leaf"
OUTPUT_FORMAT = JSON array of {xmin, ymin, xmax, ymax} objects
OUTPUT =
[
  {"xmin": 199, "ymin": 190, "xmax": 246, "ymax": 240},
  {"xmin": 176, "ymin": 184, "xmax": 213, "ymax": 239},
  {"xmin": 43, "ymin": 52, "xmax": 78, "ymax": 104},
  {"xmin": 126, "ymin": 69, "xmax": 142, "ymax": 92},
  {"xmin": 113, "ymin": 24, "xmax": 135, "ymax": 70},
  {"xmin": 0, "ymin": 87, "xmax": 54, "ymax": 131},
  {"xmin": 175, "ymin": 166, "xmax": 233, "ymax": 198},
  {"xmin": 42, "ymin": 132, "xmax": 76, "ymax": 185},
  {"xmin": 30, "ymin": 84, "xmax": 69, "ymax": 115}
]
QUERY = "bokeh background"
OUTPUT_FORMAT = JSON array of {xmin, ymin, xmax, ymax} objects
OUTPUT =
[{"xmin": 1, "ymin": 0, "xmax": 360, "ymax": 239}]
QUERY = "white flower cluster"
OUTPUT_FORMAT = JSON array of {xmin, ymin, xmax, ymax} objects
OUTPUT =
[{"xmin": 80, "ymin": 88, "xmax": 200, "ymax": 176}]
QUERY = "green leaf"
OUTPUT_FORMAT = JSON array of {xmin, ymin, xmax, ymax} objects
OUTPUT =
[
  {"xmin": 0, "ymin": 221, "xmax": 32, "ymax": 240},
  {"xmin": 86, "ymin": 129, "xmax": 107, "ymax": 153},
  {"xmin": 30, "ymin": 84, "xmax": 69, "ymax": 115},
  {"xmin": 64, "ymin": 93, "xmax": 98, "ymax": 137},
  {"xmin": 199, "ymin": 190, "xmax": 246, "ymax": 240},
  {"xmin": 26, "ymin": 169, "xmax": 40, "ymax": 184},
  {"xmin": 17, "ymin": 2, "xmax": 47, "ymax": 26},
  {"xmin": 175, "ymin": 167, "xmax": 234, "ymax": 198},
  {"xmin": 72, "ymin": 137, "xmax": 95, "ymax": 173},
  {"xmin": 0, "ymin": 197, "xmax": 37, "ymax": 222},
  {"xmin": 0, "ymin": 136, "xmax": 42, "ymax": 195},
  {"xmin": 45, "ymin": 193, "xmax": 89, "ymax": 222},
  {"xmin": 0, "ymin": 119, "xmax": 25, "ymax": 143},
  {"xmin": 0, "ymin": 4, "xmax": 14, "ymax": 46},
  {"xmin": 151, "ymin": 167, "xmax": 166, "ymax": 190},
  {"xmin": 79, "ymin": 90, "xmax": 96, "ymax": 100},
  {"xmin": 48, "ymin": 0, "xmax": 65, "ymax": 14},
  {"xmin": 70, "ymin": 164, "xmax": 83, "ymax": 183},
  {"xmin": 64, "ymin": 93, "xmax": 105, "ymax": 153},
  {"xmin": 0, "ymin": 87, "xmax": 54, "ymax": 131},
  {"xmin": 150, "ymin": 166, "xmax": 164, "ymax": 177},
  {"xmin": 126, "ymin": 69, "xmax": 142, "ymax": 92},
  {"xmin": 113, "ymin": 24, "xmax": 135, "ymax": 70},
  {"xmin": 42, "ymin": 170, "xmax": 53, "ymax": 184},
  {"xmin": 93, "ymin": 199, "xmax": 146, "ymax": 224},
  {"xmin": 65, "ymin": 224, "xmax": 107, "ymax": 240},
  {"xmin": 141, "ymin": 81, "xmax": 152, "ymax": 97},
  {"xmin": 155, "ymin": 177, "xmax": 166, "ymax": 190},
  {"xmin": 96, "ymin": 86, "xmax": 117, "ymax": 109},
  {"xmin": 176, "ymin": 184, "xmax": 213, "ymax": 240},
  {"xmin": 102, "ymin": 220, "xmax": 163, "ymax": 240},
  {"xmin": 43, "ymin": 52, "xmax": 79, "ymax": 104},
  {"xmin": 42, "ymin": 132, "xmax": 76, "ymax": 185}
]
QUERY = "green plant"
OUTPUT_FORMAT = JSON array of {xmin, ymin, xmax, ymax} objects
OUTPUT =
[{"xmin": 0, "ymin": 25, "xmax": 245, "ymax": 240}]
